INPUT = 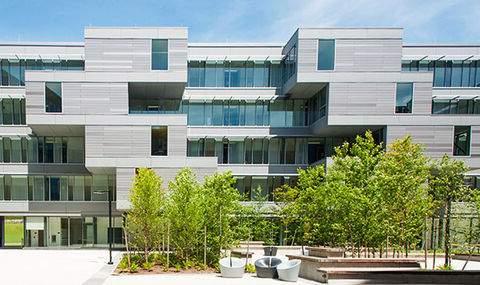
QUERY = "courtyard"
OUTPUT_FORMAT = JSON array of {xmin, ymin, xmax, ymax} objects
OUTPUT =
[{"xmin": 1, "ymin": 249, "xmax": 480, "ymax": 285}]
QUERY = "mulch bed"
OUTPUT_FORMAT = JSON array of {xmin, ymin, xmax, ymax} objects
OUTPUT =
[{"xmin": 114, "ymin": 264, "xmax": 217, "ymax": 275}]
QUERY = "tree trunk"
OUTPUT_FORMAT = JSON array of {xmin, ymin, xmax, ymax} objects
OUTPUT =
[
  {"xmin": 444, "ymin": 200, "xmax": 452, "ymax": 267},
  {"xmin": 123, "ymin": 222, "xmax": 131, "ymax": 269},
  {"xmin": 430, "ymin": 215, "xmax": 435, "ymax": 249}
]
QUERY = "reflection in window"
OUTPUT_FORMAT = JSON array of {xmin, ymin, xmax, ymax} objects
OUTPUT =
[
  {"xmin": 45, "ymin": 82, "xmax": 62, "ymax": 113},
  {"xmin": 151, "ymin": 126, "xmax": 168, "ymax": 156},
  {"xmin": 0, "ymin": 175, "xmax": 115, "ymax": 201},
  {"xmin": 432, "ymin": 99, "xmax": 480, "ymax": 115},
  {"xmin": 317, "ymin": 39, "xmax": 335, "ymax": 70},
  {"xmin": 402, "ymin": 59, "xmax": 480, "ymax": 88},
  {"xmin": 235, "ymin": 175, "xmax": 298, "ymax": 201},
  {"xmin": 395, "ymin": 83, "xmax": 413, "ymax": 113},
  {"xmin": 188, "ymin": 60, "xmax": 282, "ymax": 88},
  {"xmin": 0, "ymin": 59, "xmax": 84, "ymax": 86},
  {"xmin": 187, "ymin": 136, "xmax": 354, "ymax": 165},
  {"xmin": 0, "ymin": 136, "xmax": 84, "ymax": 163},
  {"xmin": 282, "ymin": 45, "xmax": 297, "ymax": 82},
  {"xmin": 453, "ymin": 126, "xmax": 471, "ymax": 156},
  {"xmin": 152, "ymin": 39, "xmax": 168, "ymax": 70}
]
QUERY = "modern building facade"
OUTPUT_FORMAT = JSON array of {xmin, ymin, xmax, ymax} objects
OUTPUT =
[{"xmin": 0, "ymin": 27, "xmax": 479, "ymax": 248}]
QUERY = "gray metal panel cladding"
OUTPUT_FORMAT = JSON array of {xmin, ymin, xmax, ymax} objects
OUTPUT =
[
  {"xmin": 386, "ymin": 125, "xmax": 454, "ymax": 157},
  {"xmin": 84, "ymin": 38, "xmax": 187, "ymax": 73},
  {"xmin": 328, "ymin": 82, "xmax": 396, "ymax": 116},
  {"xmin": 25, "ymin": 81, "xmax": 45, "ymax": 115},
  {"xmin": 62, "ymin": 82, "xmax": 128, "ymax": 115},
  {"xmin": 296, "ymin": 38, "xmax": 402, "ymax": 75},
  {"xmin": 84, "ymin": 38, "xmax": 150, "ymax": 72},
  {"xmin": 85, "ymin": 125, "xmax": 150, "ymax": 158}
]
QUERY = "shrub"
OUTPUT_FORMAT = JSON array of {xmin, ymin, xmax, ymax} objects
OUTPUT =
[
  {"xmin": 117, "ymin": 257, "xmax": 129, "ymax": 272},
  {"xmin": 142, "ymin": 261, "xmax": 155, "ymax": 271},
  {"xmin": 436, "ymin": 264, "xmax": 453, "ymax": 271},
  {"xmin": 245, "ymin": 263, "xmax": 256, "ymax": 273},
  {"xmin": 129, "ymin": 263, "xmax": 139, "ymax": 273}
]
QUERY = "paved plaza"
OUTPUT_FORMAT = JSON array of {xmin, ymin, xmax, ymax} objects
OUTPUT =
[{"xmin": 0, "ymin": 249, "xmax": 480, "ymax": 285}]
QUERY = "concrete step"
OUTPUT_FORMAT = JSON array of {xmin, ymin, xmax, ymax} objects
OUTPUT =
[
  {"xmin": 318, "ymin": 268, "xmax": 480, "ymax": 284},
  {"xmin": 287, "ymin": 255, "xmax": 421, "ymax": 268}
]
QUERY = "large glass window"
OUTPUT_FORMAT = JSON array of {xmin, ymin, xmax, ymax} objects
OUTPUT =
[
  {"xmin": 317, "ymin": 39, "xmax": 335, "ymax": 70},
  {"xmin": 187, "ymin": 60, "xmax": 281, "ymax": 88},
  {"xmin": 0, "ymin": 59, "xmax": 83, "ymax": 86},
  {"xmin": 283, "ymin": 45, "xmax": 296, "ymax": 81},
  {"xmin": 395, "ymin": 83, "xmax": 413, "ymax": 114},
  {"xmin": 151, "ymin": 126, "xmax": 168, "ymax": 156},
  {"xmin": 403, "ymin": 60, "xmax": 480, "ymax": 88},
  {"xmin": 453, "ymin": 126, "xmax": 471, "ymax": 156},
  {"xmin": 151, "ymin": 39, "xmax": 168, "ymax": 70},
  {"xmin": 432, "ymin": 99, "xmax": 480, "ymax": 115},
  {"xmin": 0, "ymin": 175, "xmax": 114, "ymax": 202},
  {"xmin": 45, "ymin": 82, "xmax": 62, "ymax": 113}
]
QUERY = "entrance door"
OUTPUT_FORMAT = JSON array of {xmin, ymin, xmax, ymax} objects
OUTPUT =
[{"xmin": 69, "ymin": 218, "xmax": 83, "ymax": 246}]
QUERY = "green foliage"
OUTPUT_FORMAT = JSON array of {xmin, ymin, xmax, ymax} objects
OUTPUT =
[
  {"xmin": 245, "ymin": 263, "xmax": 256, "ymax": 273},
  {"xmin": 234, "ymin": 187, "xmax": 280, "ymax": 245},
  {"xmin": 126, "ymin": 168, "xmax": 165, "ymax": 262},
  {"xmin": 429, "ymin": 155, "xmax": 471, "ymax": 266},
  {"xmin": 374, "ymin": 136, "xmax": 432, "ymax": 251},
  {"xmin": 202, "ymin": 171, "xmax": 241, "ymax": 263},
  {"xmin": 117, "ymin": 257, "xmax": 129, "ymax": 272},
  {"xmin": 167, "ymin": 168, "xmax": 204, "ymax": 262},
  {"xmin": 142, "ymin": 261, "xmax": 154, "ymax": 271},
  {"xmin": 274, "ymin": 131, "xmax": 436, "ymax": 255},
  {"xmin": 129, "ymin": 262, "xmax": 139, "ymax": 273},
  {"xmin": 436, "ymin": 264, "xmax": 453, "ymax": 270}
]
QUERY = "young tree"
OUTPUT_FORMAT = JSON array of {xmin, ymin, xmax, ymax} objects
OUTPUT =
[
  {"xmin": 202, "ymin": 171, "xmax": 241, "ymax": 264},
  {"xmin": 166, "ymin": 168, "xmax": 204, "ymax": 262},
  {"xmin": 327, "ymin": 131, "xmax": 385, "ymax": 253},
  {"xmin": 429, "ymin": 154, "xmax": 470, "ymax": 267},
  {"xmin": 127, "ymin": 168, "xmax": 165, "ymax": 262},
  {"xmin": 374, "ymin": 136, "xmax": 432, "ymax": 257},
  {"xmin": 274, "ymin": 165, "xmax": 326, "ymax": 246}
]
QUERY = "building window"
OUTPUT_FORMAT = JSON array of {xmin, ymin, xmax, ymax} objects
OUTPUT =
[
  {"xmin": 151, "ymin": 126, "xmax": 168, "ymax": 156},
  {"xmin": 45, "ymin": 82, "xmax": 62, "ymax": 113},
  {"xmin": 317, "ymin": 39, "xmax": 335, "ymax": 70},
  {"xmin": 152, "ymin": 39, "xmax": 168, "ymax": 70},
  {"xmin": 395, "ymin": 83, "xmax": 413, "ymax": 113},
  {"xmin": 453, "ymin": 126, "xmax": 471, "ymax": 156}
]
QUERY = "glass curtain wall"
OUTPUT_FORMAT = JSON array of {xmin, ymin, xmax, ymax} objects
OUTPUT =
[
  {"xmin": 0, "ymin": 136, "xmax": 84, "ymax": 163},
  {"xmin": 432, "ymin": 99, "xmax": 480, "ymax": 115},
  {"xmin": 0, "ymin": 59, "xmax": 84, "ymax": 86},
  {"xmin": 0, "ymin": 99, "xmax": 25, "ymax": 125},
  {"xmin": 235, "ymin": 176, "xmax": 298, "ymax": 201},
  {"xmin": 188, "ymin": 136, "xmax": 351, "ymax": 164},
  {"xmin": 402, "ymin": 59, "xmax": 480, "ymax": 87},
  {"xmin": 188, "ymin": 60, "xmax": 282, "ymax": 88},
  {"xmin": 0, "ymin": 175, "xmax": 115, "ymax": 201}
]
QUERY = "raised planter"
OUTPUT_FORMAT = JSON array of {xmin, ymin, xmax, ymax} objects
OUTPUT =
[
  {"xmin": 453, "ymin": 254, "xmax": 480, "ymax": 262},
  {"xmin": 306, "ymin": 246, "xmax": 344, "ymax": 258},
  {"xmin": 319, "ymin": 269, "xmax": 480, "ymax": 284},
  {"xmin": 286, "ymin": 254, "xmax": 421, "ymax": 283},
  {"xmin": 263, "ymin": 246, "xmax": 278, "ymax": 256},
  {"xmin": 230, "ymin": 249, "xmax": 254, "ymax": 258}
]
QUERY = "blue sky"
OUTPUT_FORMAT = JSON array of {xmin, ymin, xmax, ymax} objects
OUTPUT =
[{"xmin": 1, "ymin": 0, "xmax": 479, "ymax": 44}]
